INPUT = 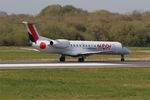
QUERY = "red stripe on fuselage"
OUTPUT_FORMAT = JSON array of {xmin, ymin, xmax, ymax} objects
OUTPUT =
[{"xmin": 28, "ymin": 24, "xmax": 39, "ymax": 41}]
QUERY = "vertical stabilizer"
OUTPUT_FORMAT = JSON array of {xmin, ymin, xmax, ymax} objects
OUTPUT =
[{"xmin": 22, "ymin": 21, "xmax": 40, "ymax": 43}]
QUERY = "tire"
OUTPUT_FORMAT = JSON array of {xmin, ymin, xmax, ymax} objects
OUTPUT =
[
  {"xmin": 78, "ymin": 58, "xmax": 84, "ymax": 62},
  {"xmin": 121, "ymin": 58, "xmax": 125, "ymax": 61},
  {"xmin": 60, "ymin": 57, "xmax": 65, "ymax": 62}
]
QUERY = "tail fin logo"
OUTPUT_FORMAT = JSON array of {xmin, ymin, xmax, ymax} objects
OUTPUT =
[
  {"xmin": 28, "ymin": 32, "xmax": 36, "ymax": 43},
  {"xmin": 16, "ymin": 21, "xmax": 41, "ymax": 43},
  {"xmin": 27, "ymin": 24, "xmax": 39, "ymax": 42}
]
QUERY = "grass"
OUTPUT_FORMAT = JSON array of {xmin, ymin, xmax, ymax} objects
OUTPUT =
[
  {"xmin": 0, "ymin": 68, "xmax": 150, "ymax": 100},
  {"xmin": 0, "ymin": 46, "xmax": 150, "ymax": 61},
  {"xmin": 128, "ymin": 47, "xmax": 150, "ymax": 50},
  {"xmin": 0, "ymin": 46, "xmax": 59, "ymax": 61},
  {"xmin": 0, "ymin": 46, "xmax": 150, "ymax": 100}
]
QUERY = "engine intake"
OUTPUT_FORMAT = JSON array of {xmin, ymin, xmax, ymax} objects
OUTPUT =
[
  {"xmin": 49, "ymin": 39, "xmax": 70, "ymax": 48},
  {"xmin": 50, "ymin": 41, "xmax": 53, "ymax": 45}
]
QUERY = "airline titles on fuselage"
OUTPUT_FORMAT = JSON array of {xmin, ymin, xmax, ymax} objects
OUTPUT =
[
  {"xmin": 39, "ymin": 41, "xmax": 112, "ymax": 50},
  {"xmin": 70, "ymin": 43, "xmax": 112, "ymax": 50}
]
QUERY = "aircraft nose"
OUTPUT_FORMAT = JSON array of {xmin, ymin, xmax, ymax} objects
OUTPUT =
[{"xmin": 123, "ymin": 47, "xmax": 130, "ymax": 56}]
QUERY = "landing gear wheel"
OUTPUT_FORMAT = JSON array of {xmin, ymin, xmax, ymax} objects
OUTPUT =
[
  {"xmin": 121, "ymin": 58, "xmax": 125, "ymax": 61},
  {"xmin": 60, "ymin": 56, "xmax": 65, "ymax": 62},
  {"xmin": 121, "ymin": 55, "xmax": 125, "ymax": 62},
  {"xmin": 78, "ymin": 57, "xmax": 84, "ymax": 62}
]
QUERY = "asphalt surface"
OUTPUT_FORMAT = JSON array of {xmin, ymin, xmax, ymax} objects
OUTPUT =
[{"xmin": 0, "ymin": 60, "xmax": 150, "ymax": 69}]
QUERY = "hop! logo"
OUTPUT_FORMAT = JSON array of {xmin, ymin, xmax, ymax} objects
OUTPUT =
[
  {"xmin": 97, "ymin": 44, "xmax": 112, "ymax": 50},
  {"xmin": 40, "ymin": 42, "xmax": 46, "ymax": 49}
]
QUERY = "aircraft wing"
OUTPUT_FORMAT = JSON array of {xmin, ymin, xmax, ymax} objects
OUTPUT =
[
  {"xmin": 21, "ymin": 48, "xmax": 40, "ymax": 52},
  {"xmin": 80, "ymin": 50, "xmax": 112, "ymax": 55}
]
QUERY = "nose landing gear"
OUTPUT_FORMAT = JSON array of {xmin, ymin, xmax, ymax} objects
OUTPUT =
[{"xmin": 121, "ymin": 55, "xmax": 125, "ymax": 61}]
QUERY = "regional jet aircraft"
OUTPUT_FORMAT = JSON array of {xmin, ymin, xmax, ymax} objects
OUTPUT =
[{"xmin": 20, "ymin": 21, "xmax": 130, "ymax": 62}]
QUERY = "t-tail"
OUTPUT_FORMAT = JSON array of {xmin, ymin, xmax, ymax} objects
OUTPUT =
[{"xmin": 21, "ymin": 21, "xmax": 41, "ymax": 43}]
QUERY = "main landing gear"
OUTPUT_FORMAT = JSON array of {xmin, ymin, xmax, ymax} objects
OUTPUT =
[
  {"xmin": 60, "ymin": 55, "xmax": 85, "ymax": 62},
  {"xmin": 78, "ymin": 57, "xmax": 85, "ymax": 62},
  {"xmin": 60, "ymin": 55, "xmax": 65, "ymax": 62},
  {"xmin": 121, "ymin": 55, "xmax": 125, "ymax": 61}
]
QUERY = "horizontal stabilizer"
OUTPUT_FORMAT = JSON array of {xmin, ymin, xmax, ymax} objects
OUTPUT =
[
  {"xmin": 15, "ymin": 21, "xmax": 43, "ymax": 43},
  {"xmin": 12, "ymin": 21, "xmax": 43, "ymax": 25}
]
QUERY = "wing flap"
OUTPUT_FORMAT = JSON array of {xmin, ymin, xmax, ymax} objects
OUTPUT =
[{"xmin": 21, "ymin": 48, "xmax": 39, "ymax": 52}]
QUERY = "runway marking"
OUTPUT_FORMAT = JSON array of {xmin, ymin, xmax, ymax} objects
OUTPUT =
[{"xmin": 0, "ymin": 63, "xmax": 124, "ymax": 69}]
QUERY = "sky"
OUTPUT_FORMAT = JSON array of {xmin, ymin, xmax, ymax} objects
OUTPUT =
[{"xmin": 0, "ymin": 0, "xmax": 150, "ymax": 15}]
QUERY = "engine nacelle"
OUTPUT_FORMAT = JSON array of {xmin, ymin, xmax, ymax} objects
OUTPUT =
[{"xmin": 50, "ymin": 39, "xmax": 70, "ymax": 48}]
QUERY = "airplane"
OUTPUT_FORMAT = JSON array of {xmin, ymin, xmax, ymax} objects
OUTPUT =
[{"xmin": 20, "ymin": 21, "xmax": 130, "ymax": 62}]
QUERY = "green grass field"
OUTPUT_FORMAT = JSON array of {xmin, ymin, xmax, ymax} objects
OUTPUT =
[
  {"xmin": 0, "ymin": 47, "xmax": 150, "ymax": 100},
  {"xmin": 0, "ymin": 46, "xmax": 150, "ymax": 61},
  {"xmin": 0, "ymin": 68, "xmax": 150, "ymax": 100}
]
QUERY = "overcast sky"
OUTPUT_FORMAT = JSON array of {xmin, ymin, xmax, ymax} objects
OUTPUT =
[{"xmin": 0, "ymin": 0, "xmax": 150, "ymax": 15}]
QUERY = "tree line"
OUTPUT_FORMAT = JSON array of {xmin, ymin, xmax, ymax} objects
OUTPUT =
[{"xmin": 0, "ymin": 5, "xmax": 150, "ymax": 46}]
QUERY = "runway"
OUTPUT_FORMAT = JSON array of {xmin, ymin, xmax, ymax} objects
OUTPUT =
[{"xmin": 0, "ymin": 60, "xmax": 150, "ymax": 69}]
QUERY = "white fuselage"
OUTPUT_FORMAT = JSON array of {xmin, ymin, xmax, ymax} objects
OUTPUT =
[
  {"xmin": 33, "ymin": 40, "xmax": 130, "ymax": 57},
  {"xmin": 20, "ymin": 21, "xmax": 130, "ymax": 61}
]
